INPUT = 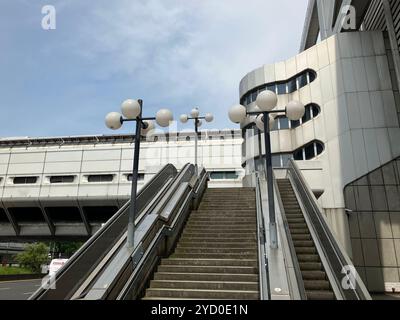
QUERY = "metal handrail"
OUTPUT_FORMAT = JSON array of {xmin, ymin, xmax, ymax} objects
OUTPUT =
[
  {"xmin": 287, "ymin": 159, "xmax": 371, "ymax": 300},
  {"xmin": 254, "ymin": 172, "xmax": 269, "ymax": 300},
  {"xmin": 273, "ymin": 175, "xmax": 307, "ymax": 300},
  {"xmin": 30, "ymin": 163, "xmax": 178, "ymax": 300}
]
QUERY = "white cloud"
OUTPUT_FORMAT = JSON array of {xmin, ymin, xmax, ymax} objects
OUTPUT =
[{"xmin": 68, "ymin": 1, "xmax": 308, "ymax": 113}]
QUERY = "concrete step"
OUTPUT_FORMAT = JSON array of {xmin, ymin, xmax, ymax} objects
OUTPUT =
[
  {"xmin": 306, "ymin": 290, "xmax": 335, "ymax": 300},
  {"xmin": 153, "ymin": 272, "xmax": 258, "ymax": 282},
  {"xmin": 178, "ymin": 242, "xmax": 255, "ymax": 249},
  {"xmin": 297, "ymin": 254, "xmax": 320, "ymax": 263},
  {"xmin": 182, "ymin": 229, "xmax": 257, "ymax": 238},
  {"xmin": 174, "ymin": 247, "xmax": 257, "ymax": 255},
  {"xmin": 189, "ymin": 215, "xmax": 257, "ymax": 223},
  {"xmin": 185, "ymin": 224, "xmax": 256, "ymax": 230},
  {"xmin": 304, "ymin": 280, "xmax": 331, "ymax": 291},
  {"xmin": 301, "ymin": 270, "xmax": 327, "ymax": 280},
  {"xmin": 180, "ymin": 237, "xmax": 256, "ymax": 243},
  {"xmin": 181, "ymin": 232, "xmax": 256, "ymax": 239},
  {"xmin": 183, "ymin": 228, "xmax": 256, "ymax": 234},
  {"xmin": 149, "ymin": 280, "xmax": 259, "ymax": 291},
  {"xmin": 161, "ymin": 258, "xmax": 257, "ymax": 267},
  {"xmin": 172, "ymin": 252, "xmax": 257, "ymax": 259},
  {"xmin": 144, "ymin": 288, "xmax": 259, "ymax": 300},
  {"xmin": 157, "ymin": 265, "xmax": 258, "ymax": 274},
  {"xmin": 299, "ymin": 262, "xmax": 323, "ymax": 271}
]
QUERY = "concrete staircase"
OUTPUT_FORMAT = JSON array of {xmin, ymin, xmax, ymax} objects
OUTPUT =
[
  {"xmin": 277, "ymin": 179, "xmax": 335, "ymax": 300},
  {"xmin": 143, "ymin": 188, "xmax": 259, "ymax": 300}
]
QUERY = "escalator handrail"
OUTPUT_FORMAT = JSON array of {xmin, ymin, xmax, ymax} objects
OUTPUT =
[
  {"xmin": 30, "ymin": 163, "xmax": 178, "ymax": 300},
  {"xmin": 273, "ymin": 174, "xmax": 307, "ymax": 300},
  {"xmin": 254, "ymin": 172, "xmax": 270, "ymax": 300},
  {"xmin": 287, "ymin": 159, "xmax": 371, "ymax": 300},
  {"xmin": 116, "ymin": 166, "xmax": 207, "ymax": 300}
]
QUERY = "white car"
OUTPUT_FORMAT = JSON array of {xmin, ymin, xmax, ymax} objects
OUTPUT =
[{"xmin": 48, "ymin": 259, "xmax": 68, "ymax": 276}]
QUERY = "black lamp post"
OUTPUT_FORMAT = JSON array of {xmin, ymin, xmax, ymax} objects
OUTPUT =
[
  {"xmin": 180, "ymin": 108, "xmax": 214, "ymax": 176},
  {"xmin": 105, "ymin": 99, "xmax": 173, "ymax": 248},
  {"xmin": 229, "ymin": 91, "xmax": 305, "ymax": 249}
]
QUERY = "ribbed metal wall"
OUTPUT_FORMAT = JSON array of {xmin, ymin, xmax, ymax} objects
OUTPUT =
[{"xmin": 363, "ymin": 0, "xmax": 400, "ymax": 50}]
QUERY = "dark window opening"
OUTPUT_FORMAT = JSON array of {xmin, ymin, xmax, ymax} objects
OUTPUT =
[
  {"xmin": 287, "ymin": 79, "xmax": 297, "ymax": 93},
  {"xmin": 127, "ymin": 173, "xmax": 145, "ymax": 182},
  {"xmin": 50, "ymin": 175, "xmax": 75, "ymax": 184},
  {"xmin": 277, "ymin": 83, "xmax": 287, "ymax": 95},
  {"xmin": 87, "ymin": 174, "xmax": 114, "ymax": 183},
  {"xmin": 292, "ymin": 141, "xmax": 324, "ymax": 161},
  {"xmin": 210, "ymin": 171, "xmax": 239, "ymax": 180},
  {"xmin": 0, "ymin": 208, "xmax": 9, "ymax": 223},
  {"xmin": 83, "ymin": 206, "xmax": 119, "ymax": 223},
  {"xmin": 8, "ymin": 207, "xmax": 45, "ymax": 223},
  {"xmin": 45, "ymin": 207, "xmax": 82, "ymax": 223},
  {"xmin": 240, "ymin": 69, "xmax": 317, "ymax": 105},
  {"xmin": 13, "ymin": 177, "xmax": 38, "ymax": 184}
]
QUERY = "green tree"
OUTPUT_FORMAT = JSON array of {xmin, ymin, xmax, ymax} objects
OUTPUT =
[{"xmin": 16, "ymin": 242, "xmax": 49, "ymax": 273}]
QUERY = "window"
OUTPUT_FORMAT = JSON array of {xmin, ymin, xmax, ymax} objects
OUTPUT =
[
  {"xmin": 87, "ymin": 174, "xmax": 114, "ymax": 183},
  {"xmin": 240, "ymin": 69, "xmax": 317, "ymax": 105},
  {"xmin": 297, "ymin": 73, "xmax": 308, "ymax": 88},
  {"xmin": 210, "ymin": 171, "xmax": 239, "ymax": 180},
  {"xmin": 277, "ymin": 83, "xmax": 287, "ymax": 95},
  {"xmin": 287, "ymin": 79, "xmax": 297, "ymax": 93},
  {"xmin": 13, "ymin": 176, "xmax": 38, "ymax": 184},
  {"xmin": 291, "ymin": 104, "xmax": 321, "ymax": 129},
  {"xmin": 49, "ymin": 175, "xmax": 75, "ymax": 184},
  {"xmin": 126, "ymin": 173, "xmax": 145, "ymax": 182},
  {"xmin": 292, "ymin": 141, "xmax": 324, "ymax": 161}
]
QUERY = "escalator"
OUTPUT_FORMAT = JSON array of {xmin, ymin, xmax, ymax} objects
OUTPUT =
[
  {"xmin": 30, "ymin": 163, "xmax": 203, "ymax": 300},
  {"xmin": 143, "ymin": 188, "xmax": 259, "ymax": 300},
  {"xmin": 273, "ymin": 159, "xmax": 371, "ymax": 300},
  {"xmin": 277, "ymin": 179, "xmax": 334, "ymax": 300}
]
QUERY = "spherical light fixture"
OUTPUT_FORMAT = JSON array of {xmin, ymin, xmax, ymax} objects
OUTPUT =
[
  {"xmin": 255, "ymin": 114, "xmax": 275, "ymax": 131},
  {"xmin": 286, "ymin": 100, "xmax": 305, "ymax": 121},
  {"xmin": 256, "ymin": 90, "xmax": 278, "ymax": 112},
  {"xmin": 141, "ymin": 120, "xmax": 155, "ymax": 135},
  {"xmin": 105, "ymin": 112, "xmax": 123, "ymax": 130},
  {"xmin": 228, "ymin": 104, "xmax": 247, "ymax": 124},
  {"xmin": 121, "ymin": 99, "xmax": 141, "ymax": 119},
  {"xmin": 190, "ymin": 108, "xmax": 200, "ymax": 118},
  {"xmin": 180, "ymin": 114, "xmax": 189, "ymax": 124},
  {"xmin": 156, "ymin": 109, "xmax": 174, "ymax": 127},
  {"xmin": 205, "ymin": 113, "xmax": 214, "ymax": 123}
]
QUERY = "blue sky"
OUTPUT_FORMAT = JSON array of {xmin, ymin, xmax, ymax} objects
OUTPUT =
[{"xmin": 0, "ymin": 0, "xmax": 308, "ymax": 137}]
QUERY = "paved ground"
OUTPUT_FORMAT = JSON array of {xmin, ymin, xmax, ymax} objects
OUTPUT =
[{"xmin": 0, "ymin": 279, "xmax": 42, "ymax": 300}]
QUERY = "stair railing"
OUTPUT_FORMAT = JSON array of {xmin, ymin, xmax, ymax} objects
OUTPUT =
[{"xmin": 287, "ymin": 159, "xmax": 371, "ymax": 300}]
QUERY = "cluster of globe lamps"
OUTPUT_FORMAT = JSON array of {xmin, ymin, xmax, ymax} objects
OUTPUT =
[{"xmin": 104, "ymin": 91, "xmax": 305, "ymax": 249}]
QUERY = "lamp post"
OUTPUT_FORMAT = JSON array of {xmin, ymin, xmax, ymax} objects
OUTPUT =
[
  {"xmin": 105, "ymin": 99, "xmax": 173, "ymax": 248},
  {"xmin": 228, "ymin": 91, "xmax": 305, "ymax": 249},
  {"xmin": 180, "ymin": 108, "xmax": 214, "ymax": 175}
]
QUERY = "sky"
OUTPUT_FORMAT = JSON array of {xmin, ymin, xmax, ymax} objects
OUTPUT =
[{"xmin": 0, "ymin": 0, "xmax": 308, "ymax": 138}]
